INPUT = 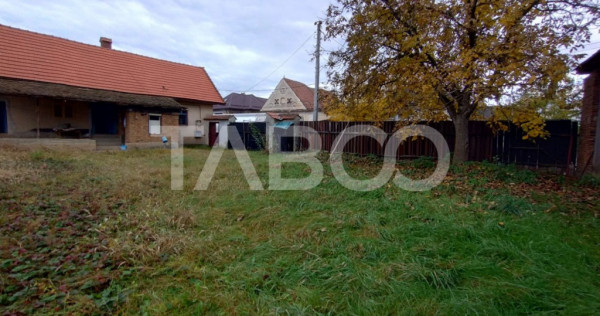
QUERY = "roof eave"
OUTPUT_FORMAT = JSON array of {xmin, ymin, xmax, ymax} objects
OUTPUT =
[
  {"xmin": 0, "ymin": 78, "xmax": 183, "ymax": 108},
  {"xmin": 577, "ymin": 49, "xmax": 600, "ymax": 74}
]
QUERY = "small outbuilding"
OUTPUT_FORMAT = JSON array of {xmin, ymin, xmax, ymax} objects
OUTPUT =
[{"xmin": 260, "ymin": 78, "xmax": 330, "ymax": 121}]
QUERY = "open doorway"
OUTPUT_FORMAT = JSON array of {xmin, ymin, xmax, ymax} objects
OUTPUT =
[
  {"xmin": 90, "ymin": 102, "xmax": 118, "ymax": 135},
  {"xmin": 0, "ymin": 101, "xmax": 7, "ymax": 133},
  {"xmin": 209, "ymin": 122, "xmax": 219, "ymax": 146}
]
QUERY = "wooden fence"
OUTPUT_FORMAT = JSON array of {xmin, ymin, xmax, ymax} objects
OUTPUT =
[
  {"xmin": 296, "ymin": 120, "xmax": 578, "ymax": 168},
  {"xmin": 493, "ymin": 120, "xmax": 578, "ymax": 168}
]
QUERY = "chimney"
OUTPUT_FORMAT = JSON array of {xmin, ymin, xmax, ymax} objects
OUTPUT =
[{"xmin": 100, "ymin": 37, "xmax": 112, "ymax": 49}]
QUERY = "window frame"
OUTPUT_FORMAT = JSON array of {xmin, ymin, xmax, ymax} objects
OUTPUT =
[
  {"xmin": 53, "ymin": 101, "xmax": 74, "ymax": 118},
  {"xmin": 148, "ymin": 113, "xmax": 162, "ymax": 135},
  {"xmin": 179, "ymin": 108, "xmax": 188, "ymax": 126}
]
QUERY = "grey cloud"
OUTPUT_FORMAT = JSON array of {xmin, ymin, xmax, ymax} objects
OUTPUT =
[{"xmin": 0, "ymin": 0, "xmax": 334, "ymax": 98}]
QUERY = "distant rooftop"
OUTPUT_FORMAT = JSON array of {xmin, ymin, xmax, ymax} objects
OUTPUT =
[{"xmin": 214, "ymin": 92, "xmax": 266, "ymax": 111}]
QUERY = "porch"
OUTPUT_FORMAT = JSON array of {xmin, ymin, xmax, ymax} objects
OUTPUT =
[{"xmin": 0, "ymin": 78, "xmax": 184, "ymax": 150}]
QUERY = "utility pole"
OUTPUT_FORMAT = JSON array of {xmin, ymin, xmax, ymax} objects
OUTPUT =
[{"xmin": 313, "ymin": 21, "xmax": 322, "ymax": 122}]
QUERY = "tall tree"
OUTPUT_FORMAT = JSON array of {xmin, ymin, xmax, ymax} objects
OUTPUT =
[{"xmin": 324, "ymin": 0, "xmax": 599, "ymax": 162}]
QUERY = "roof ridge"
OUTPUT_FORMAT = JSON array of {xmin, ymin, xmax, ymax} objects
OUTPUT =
[
  {"xmin": 283, "ymin": 77, "xmax": 309, "ymax": 87},
  {"xmin": 0, "ymin": 23, "xmax": 224, "ymax": 103},
  {"xmin": 0, "ymin": 23, "xmax": 207, "ymax": 71}
]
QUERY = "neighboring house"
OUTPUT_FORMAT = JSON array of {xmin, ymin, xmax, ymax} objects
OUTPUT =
[
  {"xmin": 213, "ymin": 93, "xmax": 266, "ymax": 114},
  {"xmin": 261, "ymin": 78, "xmax": 329, "ymax": 121},
  {"xmin": 0, "ymin": 24, "xmax": 224, "ymax": 149},
  {"xmin": 576, "ymin": 49, "xmax": 600, "ymax": 172}
]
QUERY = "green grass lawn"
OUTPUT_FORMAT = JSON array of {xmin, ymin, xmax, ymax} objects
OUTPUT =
[{"xmin": 1, "ymin": 146, "xmax": 599, "ymax": 315}]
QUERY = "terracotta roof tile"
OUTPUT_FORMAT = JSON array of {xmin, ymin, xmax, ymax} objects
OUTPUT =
[
  {"xmin": 283, "ymin": 78, "xmax": 332, "ymax": 111},
  {"xmin": 0, "ymin": 24, "xmax": 224, "ymax": 104}
]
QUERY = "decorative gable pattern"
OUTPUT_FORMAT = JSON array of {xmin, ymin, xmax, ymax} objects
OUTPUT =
[{"xmin": 261, "ymin": 79, "xmax": 307, "ymax": 112}]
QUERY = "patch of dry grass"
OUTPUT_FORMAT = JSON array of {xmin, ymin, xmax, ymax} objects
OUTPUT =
[{"xmin": 0, "ymin": 146, "xmax": 599, "ymax": 315}]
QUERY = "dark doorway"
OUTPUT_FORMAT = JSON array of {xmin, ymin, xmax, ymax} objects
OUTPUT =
[
  {"xmin": 0, "ymin": 101, "xmax": 6, "ymax": 133},
  {"xmin": 90, "ymin": 103, "xmax": 118, "ymax": 135},
  {"xmin": 273, "ymin": 121, "xmax": 295, "ymax": 152},
  {"xmin": 209, "ymin": 122, "xmax": 219, "ymax": 146}
]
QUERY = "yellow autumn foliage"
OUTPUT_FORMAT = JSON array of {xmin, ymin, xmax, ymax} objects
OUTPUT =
[{"xmin": 324, "ymin": 0, "xmax": 598, "ymax": 161}]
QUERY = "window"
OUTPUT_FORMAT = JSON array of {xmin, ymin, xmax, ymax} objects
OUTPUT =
[
  {"xmin": 54, "ymin": 102, "xmax": 74, "ymax": 118},
  {"xmin": 179, "ymin": 109, "xmax": 188, "ymax": 126},
  {"xmin": 149, "ymin": 114, "xmax": 161, "ymax": 135}
]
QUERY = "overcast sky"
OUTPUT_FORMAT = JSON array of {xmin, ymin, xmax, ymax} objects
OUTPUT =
[
  {"xmin": 0, "ymin": 0, "xmax": 339, "ymax": 98},
  {"xmin": 1, "ymin": 0, "xmax": 599, "ymax": 99}
]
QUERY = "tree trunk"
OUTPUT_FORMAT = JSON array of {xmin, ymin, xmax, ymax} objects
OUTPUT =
[{"xmin": 453, "ymin": 115, "xmax": 469, "ymax": 163}]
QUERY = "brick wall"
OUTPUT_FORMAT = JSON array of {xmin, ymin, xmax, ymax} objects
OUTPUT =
[
  {"xmin": 125, "ymin": 111, "xmax": 178, "ymax": 144},
  {"xmin": 578, "ymin": 71, "xmax": 600, "ymax": 170}
]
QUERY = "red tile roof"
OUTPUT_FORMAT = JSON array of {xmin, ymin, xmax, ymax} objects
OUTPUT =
[{"xmin": 0, "ymin": 24, "xmax": 224, "ymax": 104}]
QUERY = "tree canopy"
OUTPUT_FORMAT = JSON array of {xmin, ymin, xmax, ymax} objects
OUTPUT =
[{"xmin": 324, "ymin": 0, "xmax": 599, "ymax": 162}]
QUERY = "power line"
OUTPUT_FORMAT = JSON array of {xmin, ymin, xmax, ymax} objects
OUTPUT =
[
  {"xmin": 243, "ymin": 33, "xmax": 315, "ymax": 94},
  {"xmin": 221, "ymin": 81, "xmax": 325, "ymax": 94}
]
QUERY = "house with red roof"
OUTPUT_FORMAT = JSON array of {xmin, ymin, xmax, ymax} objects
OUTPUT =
[
  {"xmin": 0, "ymin": 24, "xmax": 224, "ymax": 149},
  {"xmin": 260, "ymin": 78, "xmax": 330, "ymax": 121}
]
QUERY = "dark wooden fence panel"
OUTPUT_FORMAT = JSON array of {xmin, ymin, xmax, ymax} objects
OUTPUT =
[
  {"xmin": 298, "ymin": 120, "xmax": 577, "ymax": 168},
  {"xmin": 228, "ymin": 122, "xmax": 266, "ymax": 151},
  {"xmin": 299, "ymin": 121, "xmax": 493, "ymax": 161},
  {"xmin": 493, "ymin": 120, "xmax": 578, "ymax": 168}
]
